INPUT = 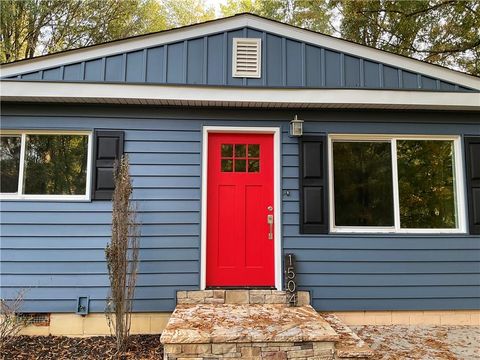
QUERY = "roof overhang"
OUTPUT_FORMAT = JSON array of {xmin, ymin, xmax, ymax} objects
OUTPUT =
[
  {"xmin": 1, "ymin": 81, "xmax": 479, "ymax": 111},
  {"xmin": 1, "ymin": 14, "xmax": 479, "ymax": 91}
]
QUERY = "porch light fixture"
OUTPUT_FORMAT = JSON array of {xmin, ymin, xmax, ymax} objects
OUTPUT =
[{"xmin": 289, "ymin": 115, "xmax": 304, "ymax": 137}]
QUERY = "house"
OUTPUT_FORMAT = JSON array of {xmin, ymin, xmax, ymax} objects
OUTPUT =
[{"xmin": 1, "ymin": 13, "xmax": 479, "ymax": 337}]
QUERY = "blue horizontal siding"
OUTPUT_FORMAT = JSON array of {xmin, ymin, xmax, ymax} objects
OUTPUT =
[
  {"xmin": 2, "ymin": 27, "xmax": 475, "ymax": 92},
  {"xmin": 1, "ymin": 105, "xmax": 479, "ymax": 313},
  {"xmin": 1, "ymin": 261, "xmax": 198, "ymax": 274}
]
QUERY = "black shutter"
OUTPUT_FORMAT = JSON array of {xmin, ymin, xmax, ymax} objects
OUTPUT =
[
  {"xmin": 299, "ymin": 135, "xmax": 328, "ymax": 234},
  {"xmin": 92, "ymin": 130, "xmax": 124, "ymax": 200},
  {"xmin": 465, "ymin": 136, "xmax": 480, "ymax": 235}
]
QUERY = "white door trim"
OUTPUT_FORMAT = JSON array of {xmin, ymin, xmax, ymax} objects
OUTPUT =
[{"xmin": 200, "ymin": 126, "xmax": 282, "ymax": 290}]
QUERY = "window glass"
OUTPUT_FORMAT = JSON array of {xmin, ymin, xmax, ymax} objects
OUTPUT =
[
  {"xmin": 333, "ymin": 141, "xmax": 394, "ymax": 226},
  {"xmin": 0, "ymin": 136, "xmax": 21, "ymax": 193},
  {"xmin": 23, "ymin": 134, "xmax": 89, "ymax": 195},
  {"xmin": 221, "ymin": 143, "xmax": 260, "ymax": 173},
  {"xmin": 397, "ymin": 140, "xmax": 456, "ymax": 228}
]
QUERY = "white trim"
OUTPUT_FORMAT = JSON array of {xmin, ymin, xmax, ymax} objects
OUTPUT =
[
  {"xmin": 0, "ymin": 129, "xmax": 93, "ymax": 201},
  {"xmin": 1, "ymin": 14, "xmax": 479, "ymax": 89},
  {"xmin": 17, "ymin": 133, "xmax": 26, "ymax": 195},
  {"xmin": 2, "ymin": 81, "xmax": 479, "ymax": 110},
  {"xmin": 391, "ymin": 139, "xmax": 401, "ymax": 232},
  {"xmin": 200, "ymin": 126, "xmax": 282, "ymax": 290},
  {"xmin": 328, "ymin": 134, "xmax": 467, "ymax": 234}
]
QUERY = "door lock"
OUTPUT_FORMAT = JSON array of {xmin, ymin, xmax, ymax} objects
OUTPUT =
[{"xmin": 267, "ymin": 214, "xmax": 274, "ymax": 239}]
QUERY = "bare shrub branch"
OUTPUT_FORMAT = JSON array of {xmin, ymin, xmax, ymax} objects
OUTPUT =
[
  {"xmin": 0, "ymin": 290, "xmax": 29, "ymax": 351},
  {"xmin": 105, "ymin": 155, "xmax": 140, "ymax": 356}
]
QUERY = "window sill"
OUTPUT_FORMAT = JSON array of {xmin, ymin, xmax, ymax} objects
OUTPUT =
[
  {"xmin": 330, "ymin": 227, "xmax": 467, "ymax": 235},
  {"xmin": 0, "ymin": 195, "xmax": 91, "ymax": 201}
]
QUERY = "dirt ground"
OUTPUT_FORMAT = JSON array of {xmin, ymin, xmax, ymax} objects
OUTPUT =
[{"xmin": 353, "ymin": 325, "xmax": 480, "ymax": 360}]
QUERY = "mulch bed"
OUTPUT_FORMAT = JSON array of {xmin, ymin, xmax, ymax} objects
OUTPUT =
[{"xmin": 2, "ymin": 335, "xmax": 163, "ymax": 360}]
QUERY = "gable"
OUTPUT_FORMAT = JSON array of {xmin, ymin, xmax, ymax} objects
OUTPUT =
[{"xmin": 1, "ymin": 15, "xmax": 478, "ymax": 92}]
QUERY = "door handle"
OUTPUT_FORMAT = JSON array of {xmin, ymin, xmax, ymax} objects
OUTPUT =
[{"xmin": 267, "ymin": 214, "xmax": 274, "ymax": 240}]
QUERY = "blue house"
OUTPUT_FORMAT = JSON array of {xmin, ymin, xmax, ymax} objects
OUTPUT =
[{"xmin": 1, "ymin": 13, "xmax": 479, "ymax": 336}]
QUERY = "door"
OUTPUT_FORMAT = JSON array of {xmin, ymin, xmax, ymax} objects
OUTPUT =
[{"xmin": 206, "ymin": 132, "xmax": 274, "ymax": 287}]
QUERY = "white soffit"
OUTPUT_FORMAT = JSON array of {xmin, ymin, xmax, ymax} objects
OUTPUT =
[
  {"xmin": 1, "ymin": 14, "xmax": 480, "ymax": 90},
  {"xmin": 2, "ymin": 81, "xmax": 479, "ymax": 111}
]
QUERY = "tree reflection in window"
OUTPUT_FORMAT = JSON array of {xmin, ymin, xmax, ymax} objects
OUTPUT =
[
  {"xmin": 23, "ymin": 135, "xmax": 89, "ymax": 195},
  {"xmin": 397, "ymin": 140, "xmax": 456, "ymax": 228},
  {"xmin": 333, "ymin": 141, "xmax": 394, "ymax": 226},
  {"xmin": 0, "ymin": 136, "xmax": 21, "ymax": 193},
  {"xmin": 221, "ymin": 143, "xmax": 260, "ymax": 173}
]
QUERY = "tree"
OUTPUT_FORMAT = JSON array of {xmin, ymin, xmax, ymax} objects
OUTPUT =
[
  {"xmin": 0, "ymin": 0, "xmax": 215, "ymax": 63},
  {"xmin": 331, "ymin": 0, "xmax": 480, "ymax": 75},
  {"xmin": 221, "ymin": 0, "xmax": 332, "ymax": 34}
]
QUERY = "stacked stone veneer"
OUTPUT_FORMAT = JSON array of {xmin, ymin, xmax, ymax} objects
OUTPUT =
[
  {"xmin": 176, "ymin": 289, "xmax": 311, "ymax": 306},
  {"xmin": 160, "ymin": 289, "xmax": 359, "ymax": 360},
  {"xmin": 164, "ymin": 341, "xmax": 336, "ymax": 359}
]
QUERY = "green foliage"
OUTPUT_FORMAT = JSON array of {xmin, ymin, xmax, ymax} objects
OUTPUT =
[
  {"xmin": 331, "ymin": 0, "xmax": 480, "ymax": 75},
  {"xmin": 0, "ymin": 0, "xmax": 215, "ymax": 63},
  {"xmin": 221, "ymin": 0, "xmax": 332, "ymax": 33}
]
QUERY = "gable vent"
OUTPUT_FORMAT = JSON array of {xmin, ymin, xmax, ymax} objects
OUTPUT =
[{"xmin": 232, "ymin": 38, "xmax": 261, "ymax": 78}]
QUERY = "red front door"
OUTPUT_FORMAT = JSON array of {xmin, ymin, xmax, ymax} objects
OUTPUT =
[{"xmin": 207, "ymin": 133, "xmax": 274, "ymax": 287}]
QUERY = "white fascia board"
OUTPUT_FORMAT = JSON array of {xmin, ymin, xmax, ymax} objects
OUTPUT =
[
  {"xmin": 1, "ymin": 14, "xmax": 479, "ymax": 90},
  {"xmin": 2, "ymin": 81, "xmax": 479, "ymax": 110}
]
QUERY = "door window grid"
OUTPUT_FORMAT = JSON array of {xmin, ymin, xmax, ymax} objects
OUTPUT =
[{"xmin": 221, "ymin": 144, "xmax": 260, "ymax": 172}]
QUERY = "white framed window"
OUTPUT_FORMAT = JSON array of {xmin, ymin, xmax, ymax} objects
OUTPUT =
[
  {"xmin": 328, "ymin": 134, "xmax": 466, "ymax": 233},
  {"xmin": 0, "ymin": 130, "xmax": 93, "ymax": 200}
]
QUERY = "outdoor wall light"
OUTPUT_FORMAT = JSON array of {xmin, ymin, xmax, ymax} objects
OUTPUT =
[{"xmin": 289, "ymin": 115, "xmax": 304, "ymax": 137}]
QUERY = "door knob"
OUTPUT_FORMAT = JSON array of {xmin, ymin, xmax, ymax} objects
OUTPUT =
[{"xmin": 267, "ymin": 214, "xmax": 274, "ymax": 239}]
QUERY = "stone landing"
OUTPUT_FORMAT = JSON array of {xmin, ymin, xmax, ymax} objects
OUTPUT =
[{"xmin": 160, "ymin": 290, "xmax": 373, "ymax": 359}]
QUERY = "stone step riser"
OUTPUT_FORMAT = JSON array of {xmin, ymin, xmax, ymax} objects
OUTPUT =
[
  {"xmin": 165, "ymin": 341, "xmax": 336, "ymax": 360},
  {"xmin": 177, "ymin": 290, "xmax": 310, "ymax": 306}
]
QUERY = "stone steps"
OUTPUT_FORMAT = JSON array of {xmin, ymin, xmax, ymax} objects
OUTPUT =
[{"xmin": 160, "ymin": 290, "xmax": 373, "ymax": 359}]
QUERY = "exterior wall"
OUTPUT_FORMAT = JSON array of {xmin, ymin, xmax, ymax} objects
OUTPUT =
[
  {"xmin": 1, "ymin": 104, "xmax": 479, "ymax": 313},
  {"xmin": 18, "ymin": 312, "xmax": 170, "ymax": 336},
  {"xmin": 3, "ymin": 27, "xmax": 473, "ymax": 92},
  {"xmin": 16, "ymin": 310, "xmax": 480, "ymax": 337}
]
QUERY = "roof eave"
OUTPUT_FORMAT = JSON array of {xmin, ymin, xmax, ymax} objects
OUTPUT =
[{"xmin": 2, "ymin": 81, "xmax": 479, "ymax": 111}]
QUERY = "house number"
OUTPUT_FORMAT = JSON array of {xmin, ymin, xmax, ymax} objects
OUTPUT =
[{"xmin": 285, "ymin": 253, "xmax": 297, "ymax": 306}]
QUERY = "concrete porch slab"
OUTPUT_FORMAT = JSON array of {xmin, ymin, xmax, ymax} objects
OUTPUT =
[{"xmin": 161, "ymin": 303, "xmax": 340, "ymax": 345}]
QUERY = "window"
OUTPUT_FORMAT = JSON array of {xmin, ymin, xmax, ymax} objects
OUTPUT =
[
  {"xmin": 0, "ymin": 131, "xmax": 92, "ymax": 200},
  {"xmin": 329, "ymin": 135, "xmax": 465, "ymax": 233},
  {"xmin": 221, "ymin": 143, "xmax": 260, "ymax": 173}
]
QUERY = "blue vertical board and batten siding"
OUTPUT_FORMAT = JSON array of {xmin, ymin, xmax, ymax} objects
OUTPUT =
[
  {"xmin": 1, "ymin": 104, "xmax": 479, "ymax": 313},
  {"xmin": 3, "ymin": 27, "xmax": 474, "ymax": 92}
]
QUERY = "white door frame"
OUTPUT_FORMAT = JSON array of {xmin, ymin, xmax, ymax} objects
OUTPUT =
[{"xmin": 200, "ymin": 126, "xmax": 282, "ymax": 290}]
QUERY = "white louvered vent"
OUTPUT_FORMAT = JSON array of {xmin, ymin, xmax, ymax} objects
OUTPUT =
[{"xmin": 232, "ymin": 38, "xmax": 261, "ymax": 78}]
